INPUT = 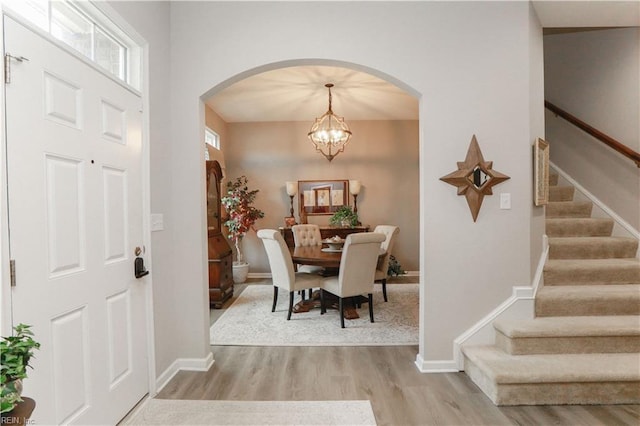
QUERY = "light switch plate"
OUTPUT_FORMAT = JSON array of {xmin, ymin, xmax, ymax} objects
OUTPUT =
[
  {"xmin": 151, "ymin": 213, "xmax": 164, "ymax": 231},
  {"xmin": 500, "ymin": 193, "xmax": 511, "ymax": 210}
]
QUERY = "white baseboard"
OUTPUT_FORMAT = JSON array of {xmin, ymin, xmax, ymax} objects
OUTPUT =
[
  {"xmin": 155, "ymin": 352, "xmax": 214, "ymax": 393},
  {"xmin": 449, "ymin": 237, "xmax": 547, "ymax": 370},
  {"xmin": 248, "ymin": 272, "xmax": 271, "ymax": 279},
  {"xmin": 414, "ymin": 354, "xmax": 459, "ymax": 373}
]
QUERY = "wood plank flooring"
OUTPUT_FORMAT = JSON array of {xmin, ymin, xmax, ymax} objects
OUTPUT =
[
  {"xmin": 159, "ymin": 279, "xmax": 640, "ymax": 425},
  {"xmin": 157, "ymin": 345, "xmax": 640, "ymax": 425}
]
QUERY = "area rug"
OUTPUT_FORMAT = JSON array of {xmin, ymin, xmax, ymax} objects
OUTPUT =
[
  {"xmin": 125, "ymin": 399, "xmax": 377, "ymax": 425},
  {"xmin": 210, "ymin": 284, "xmax": 418, "ymax": 346}
]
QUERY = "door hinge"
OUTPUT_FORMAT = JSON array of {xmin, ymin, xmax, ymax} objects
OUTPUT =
[
  {"xmin": 4, "ymin": 53, "xmax": 29, "ymax": 84},
  {"xmin": 9, "ymin": 259, "xmax": 16, "ymax": 287}
]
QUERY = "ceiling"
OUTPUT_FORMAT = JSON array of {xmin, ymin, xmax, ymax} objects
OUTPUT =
[
  {"xmin": 206, "ymin": 65, "xmax": 419, "ymax": 123},
  {"xmin": 204, "ymin": 1, "xmax": 639, "ymax": 124}
]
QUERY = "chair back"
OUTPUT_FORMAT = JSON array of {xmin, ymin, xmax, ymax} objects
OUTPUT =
[
  {"xmin": 291, "ymin": 224, "xmax": 323, "ymax": 247},
  {"xmin": 257, "ymin": 229, "xmax": 295, "ymax": 291},
  {"xmin": 373, "ymin": 225, "xmax": 400, "ymax": 276},
  {"xmin": 338, "ymin": 232, "xmax": 386, "ymax": 297}
]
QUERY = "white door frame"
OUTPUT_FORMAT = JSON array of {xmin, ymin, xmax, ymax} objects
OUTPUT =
[{"xmin": 0, "ymin": 2, "xmax": 157, "ymax": 397}]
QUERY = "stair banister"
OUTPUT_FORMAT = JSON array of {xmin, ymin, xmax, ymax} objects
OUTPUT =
[{"xmin": 545, "ymin": 100, "xmax": 640, "ymax": 168}]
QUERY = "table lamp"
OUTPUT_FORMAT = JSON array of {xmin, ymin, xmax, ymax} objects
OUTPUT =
[
  {"xmin": 286, "ymin": 181, "xmax": 297, "ymax": 221},
  {"xmin": 349, "ymin": 180, "xmax": 361, "ymax": 215}
]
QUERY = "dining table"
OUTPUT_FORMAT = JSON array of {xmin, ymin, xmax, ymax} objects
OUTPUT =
[
  {"xmin": 289, "ymin": 244, "xmax": 344, "ymax": 270},
  {"xmin": 289, "ymin": 243, "xmax": 385, "ymax": 319}
]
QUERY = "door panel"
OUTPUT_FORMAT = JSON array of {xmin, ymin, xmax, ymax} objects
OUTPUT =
[{"xmin": 4, "ymin": 15, "xmax": 148, "ymax": 425}]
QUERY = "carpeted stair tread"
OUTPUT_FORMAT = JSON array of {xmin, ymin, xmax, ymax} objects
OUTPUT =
[
  {"xmin": 536, "ymin": 284, "xmax": 640, "ymax": 316},
  {"xmin": 546, "ymin": 201, "xmax": 592, "ymax": 218},
  {"xmin": 544, "ymin": 258, "xmax": 640, "ymax": 285},
  {"xmin": 463, "ymin": 173, "xmax": 640, "ymax": 405},
  {"xmin": 494, "ymin": 315, "xmax": 640, "ymax": 355},
  {"xmin": 463, "ymin": 345, "xmax": 640, "ymax": 384},
  {"xmin": 494, "ymin": 315, "xmax": 640, "ymax": 338},
  {"xmin": 549, "ymin": 186, "xmax": 575, "ymax": 202},
  {"xmin": 548, "ymin": 236, "xmax": 638, "ymax": 259},
  {"xmin": 545, "ymin": 218, "xmax": 614, "ymax": 237}
]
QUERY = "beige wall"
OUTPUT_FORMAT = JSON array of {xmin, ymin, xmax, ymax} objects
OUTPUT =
[
  {"xmin": 223, "ymin": 120, "xmax": 420, "ymax": 272},
  {"xmin": 544, "ymin": 28, "xmax": 640, "ymax": 230}
]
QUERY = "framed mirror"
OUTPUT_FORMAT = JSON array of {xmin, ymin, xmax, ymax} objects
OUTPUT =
[{"xmin": 298, "ymin": 179, "xmax": 349, "ymax": 218}]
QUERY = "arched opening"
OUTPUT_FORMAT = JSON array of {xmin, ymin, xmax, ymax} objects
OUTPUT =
[{"xmin": 201, "ymin": 59, "xmax": 423, "ymax": 350}]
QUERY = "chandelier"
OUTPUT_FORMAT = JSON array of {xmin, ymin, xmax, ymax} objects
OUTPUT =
[{"xmin": 307, "ymin": 83, "xmax": 352, "ymax": 162}]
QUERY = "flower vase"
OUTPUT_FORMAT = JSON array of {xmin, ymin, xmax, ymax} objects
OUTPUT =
[{"xmin": 232, "ymin": 262, "xmax": 249, "ymax": 283}]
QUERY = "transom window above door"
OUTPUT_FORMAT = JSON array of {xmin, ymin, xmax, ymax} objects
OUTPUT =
[{"xmin": 5, "ymin": 0, "xmax": 141, "ymax": 89}]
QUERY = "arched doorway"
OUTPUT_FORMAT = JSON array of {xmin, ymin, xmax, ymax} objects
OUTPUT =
[{"xmin": 202, "ymin": 60, "xmax": 422, "ymax": 348}]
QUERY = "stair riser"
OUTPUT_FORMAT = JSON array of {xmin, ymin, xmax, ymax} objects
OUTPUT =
[
  {"xmin": 549, "ymin": 186, "xmax": 575, "ymax": 202},
  {"xmin": 535, "ymin": 299, "xmax": 640, "ymax": 317},
  {"xmin": 463, "ymin": 354, "xmax": 640, "ymax": 406},
  {"xmin": 546, "ymin": 202, "xmax": 592, "ymax": 218},
  {"xmin": 494, "ymin": 381, "xmax": 640, "ymax": 406},
  {"xmin": 548, "ymin": 241, "xmax": 638, "ymax": 260},
  {"xmin": 545, "ymin": 220, "xmax": 613, "ymax": 238},
  {"xmin": 495, "ymin": 332, "xmax": 640, "ymax": 355},
  {"xmin": 544, "ymin": 266, "xmax": 640, "ymax": 285}
]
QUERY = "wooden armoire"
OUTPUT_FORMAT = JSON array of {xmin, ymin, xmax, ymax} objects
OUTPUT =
[{"xmin": 206, "ymin": 160, "xmax": 233, "ymax": 308}]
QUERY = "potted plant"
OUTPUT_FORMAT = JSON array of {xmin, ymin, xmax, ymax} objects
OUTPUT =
[
  {"xmin": 329, "ymin": 205, "xmax": 358, "ymax": 228},
  {"xmin": 221, "ymin": 175, "xmax": 265, "ymax": 283},
  {"xmin": 1, "ymin": 324, "xmax": 40, "ymax": 414}
]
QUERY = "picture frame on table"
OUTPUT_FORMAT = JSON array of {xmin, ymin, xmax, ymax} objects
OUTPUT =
[
  {"xmin": 534, "ymin": 137, "xmax": 549, "ymax": 206},
  {"xmin": 284, "ymin": 216, "xmax": 296, "ymax": 227}
]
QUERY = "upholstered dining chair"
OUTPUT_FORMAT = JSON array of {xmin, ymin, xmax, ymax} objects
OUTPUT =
[
  {"xmin": 291, "ymin": 224, "xmax": 324, "ymax": 289},
  {"xmin": 373, "ymin": 225, "xmax": 400, "ymax": 302},
  {"xmin": 319, "ymin": 232, "xmax": 386, "ymax": 328},
  {"xmin": 291, "ymin": 224, "xmax": 324, "ymax": 265},
  {"xmin": 257, "ymin": 229, "xmax": 322, "ymax": 320}
]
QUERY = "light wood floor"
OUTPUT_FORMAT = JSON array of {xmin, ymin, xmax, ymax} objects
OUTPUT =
[
  {"xmin": 158, "ymin": 347, "xmax": 639, "ymax": 425},
  {"xmin": 159, "ymin": 280, "xmax": 640, "ymax": 425}
]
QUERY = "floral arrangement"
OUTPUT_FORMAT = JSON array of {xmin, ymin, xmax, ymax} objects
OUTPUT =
[{"xmin": 221, "ymin": 176, "xmax": 265, "ymax": 264}]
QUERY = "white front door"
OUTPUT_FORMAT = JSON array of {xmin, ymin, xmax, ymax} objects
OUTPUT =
[{"xmin": 4, "ymin": 15, "xmax": 149, "ymax": 425}]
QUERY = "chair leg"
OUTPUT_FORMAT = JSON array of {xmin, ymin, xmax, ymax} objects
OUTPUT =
[
  {"xmin": 320, "ymin": 289, "xmax": 326, "ymax": 314},
  {"xmin": 382, "ymin": 278, "xmax": 388, "ymax": 302},
  {"xmin": 339, "ymin": 298, "xmax": 345, "ymax": 328},
  {"xmin": 272, "ymin": 286, "xmax": 278, "ymax": 312},
  {"xmin": 287, "ymin": 291, "xmax": 294, "ymax": 320},
  {"xmin": 368, "ymin": 293, "xmax": 374, "ymax": 323}
]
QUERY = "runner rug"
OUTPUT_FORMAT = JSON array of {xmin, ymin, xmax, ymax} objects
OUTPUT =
[
  {"xmin": 210, "ymin": 284, "xmax": 419, "ymax": 346},
  {"xmin": 125, "ymin": 399, "xmax": 377, "ymax": 425}
]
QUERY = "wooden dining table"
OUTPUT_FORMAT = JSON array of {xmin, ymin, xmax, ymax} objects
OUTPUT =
[
  {"xmin": 289, "ymin": 244, "xmax": 385, "ymax": 318},
  {"xmin": 290, "ymin": 245, "xmax": 344, "ymax": 270}
]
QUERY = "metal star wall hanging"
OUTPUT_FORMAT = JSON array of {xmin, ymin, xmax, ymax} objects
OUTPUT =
[{"xmin": 440, "ymin": 135, "xmax": 510, "ymax": 222}]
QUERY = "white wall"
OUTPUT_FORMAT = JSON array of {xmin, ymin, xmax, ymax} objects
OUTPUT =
[
  {"xmin": 168, "ymin": 1, "xmax": 543, "ymax": 363},
  {"xmin": 529, "ymin": 2, "xmax": 546, "ymax": 276},
  {"xmin": 105, "ymin": 1, "xmax": 179, "ymax": 377},
  {"xmin": 544, "ymin": 28, "xmax": 640, "ymax": 230}
]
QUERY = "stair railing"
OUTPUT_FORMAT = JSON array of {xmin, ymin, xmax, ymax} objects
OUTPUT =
[{"xmin": 545, "ymin": 100, "xmax": 640, "ymax": 168}]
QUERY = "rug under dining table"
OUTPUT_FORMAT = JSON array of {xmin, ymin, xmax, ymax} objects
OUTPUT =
[{"xmin": 210, "ymin": 283, "xmax": 419, "ymax": 346}]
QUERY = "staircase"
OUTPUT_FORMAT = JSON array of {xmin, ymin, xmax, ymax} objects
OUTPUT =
[{"xmin": 462, "ymin": 173, "xmax": 640, "ymax": 405}]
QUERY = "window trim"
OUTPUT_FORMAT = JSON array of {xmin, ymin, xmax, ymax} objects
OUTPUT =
[{"xmin": 205, "ymin": 127, "xmax": 221, "ymax": 150}]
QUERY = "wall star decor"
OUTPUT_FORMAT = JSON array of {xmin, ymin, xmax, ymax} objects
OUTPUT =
[{"xmin": 440, "ymin": 135, "xmax": 510, "ymax": 222}]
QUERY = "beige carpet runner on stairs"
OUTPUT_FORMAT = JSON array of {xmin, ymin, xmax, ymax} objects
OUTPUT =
[{"xmin": 463, "ymin": 173, "xmax": 640, "ymax": 405}]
